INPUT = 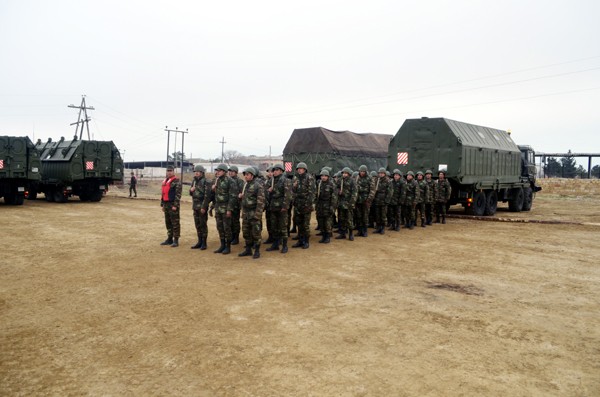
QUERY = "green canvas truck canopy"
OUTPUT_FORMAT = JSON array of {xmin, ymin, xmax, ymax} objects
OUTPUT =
[
  {"xmin": 283, "ymin": 127, "xmax": 392, "ymax": 174},
  {"xmin": 388, "ymin": 117, "xmax": 522, "ymax": 187},
  {"xmin": 0, "ymin": 136, "xmax": 41, "ymax": 180}
]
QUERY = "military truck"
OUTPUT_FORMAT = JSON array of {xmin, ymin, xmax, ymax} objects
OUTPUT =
[
  {"xmin": 387, "ymin": 117, "xmax": 540, "ymax": 215},
  {"xmin": 0, "ymin": 136, "xmax": 42, "ymax": 205},
  {"xmin": 32, "ymin": 136, "xmax": 124, "ymax": 202},
  {"xmin": 283, "ymin": 127, "xmax": 392, "ymax": 174}
]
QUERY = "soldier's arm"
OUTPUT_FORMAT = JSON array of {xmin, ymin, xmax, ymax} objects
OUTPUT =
[
  {"xmin": 255, "ymin": 183, "xmax": 265, "ymax": 217},
  {"xmin": 308, "ymin": 176, "xmax": 316, "ymax": 210},
  {"xmin": 283, "ymin": 179, "xmax": 293, "ymax": 210},
  {"xmin": 174, "ymin": 180, "xmax": 182, "ymax": 207},
  {"xmin": 385, "ymin": 181, "xmax": 393, "ymax": 204},
  {"xmin": 201, "ymin": 179, "xmax": 211, "ymax": 209},
  {"xmin": 446, "ymin": 182, "xmax": 452, "ymax": 201},
  {"xmin": 350, "ymin": 182, "xmax": 358, "ymax": 207},
  {"xmin": 227, "ymin": 179, "xmax": 238, "ymax": 212},
  {"xmin": 331, "ymin": 183, "xmax": 339, "ymax": 211},
  {"xmin": 367, "ymin": 178, "xmax": 376, "ymax": 202}
]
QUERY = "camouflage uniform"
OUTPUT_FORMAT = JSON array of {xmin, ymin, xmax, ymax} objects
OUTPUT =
[
  {"xmin": 389, "ymin": 171, "xmax": 403, "ymax": 231},
  {"xmin": 416, "ymin": 174, "xmax": 428, "ymax": 227},
  {"xmin": 266, "ymin": 167, "xmax": 293, "ymax": 253},
  {"xmin": 372, "ymin": 171, "xmax": 393, "ymax": 234},
  {"xmin": 292, "ymin": 166, "xmax": 316, "ymax": 248},
  {"xmin": 336, "ymin": 170, "xmax": 357, "ymax": 240},
  {"xmin": 160, "ymin": 174, "xmax": 182, "ymax": 244},
  {"xmin": 401, "ymin": 173, "xmax": 420, "ymax": 229},
  {"xmin": 315, "ymin": 171, "xmax": 338, "ymax": 243},
  {"xmin": 355, "ymin": 168, "xmax": 375, "ymax": 237},
  {"xmin": 434, "ymin": 175, "xmax": 452, "ymax": 223},
  {"xmin": 424, "ymin": 171, "xmax": 435, "ymax": 225},
  {"xmin": 190, "ymin": 172, "xmax": 211, "ymax": 248},
  {"xmin": 240, "ymin": 174, "xmax": 265, "ymax": 257},
  {"xmin": 213, "ymin": 172, "xmax": 238, "ymax": 251},
  {"xmin": 264, "ymin": 171, "xmax": 274, "ymax": 243}
]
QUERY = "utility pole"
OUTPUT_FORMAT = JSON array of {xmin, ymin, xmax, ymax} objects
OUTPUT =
[
  {"xmin": 180, "ymin": 129, "xmax": 188, "ymax": 182},
  {"xmin": 219, "ymin": 136, "xmax": 226, "ymax": 163},
  {"xmin": 68, "ymin": 95, "xmax": 95, "ymax": 140},
  {"xmin": 164, "ymin": 126, "xmax": 189, "ymax": 182}
]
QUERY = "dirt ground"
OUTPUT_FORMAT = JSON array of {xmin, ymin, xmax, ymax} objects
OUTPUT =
[{"xmin": 1, "ymin": 179, "xmax": 599, "ymax": 396}]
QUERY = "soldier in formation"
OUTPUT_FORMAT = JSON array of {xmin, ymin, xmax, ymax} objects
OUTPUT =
[
  {"xmin": 415, "ymin": 171, "xmax": 428, "ymax": 227},
  {"xmin": 372, "ymin": 167, "xmax": 392, "ymax": 234},
  {"xmin": 355, "ymin": 165, "xmax": 375, "ymax": 237},
  {"xmin": 266, "ymin": 164, "xmax": 292, "ymax": 253},
  {"xmin": 401, "ymin": 171, "xmax": 420, "ymax": 230},
  {"xmin": 315, "ymin": 169, "xmax": 338, "ymax": 244},
  {"xmin": 291, "ymin": 162, "xmax": 316, "ymax": 249},
  {"xmin": 424, "ymin": 170, "xmax": 435, "ymax": 225},
  {"xmin": 336, "ymin": 167, "xmax": 357, "ymax": 240},
  {"xmin": 389, "ymin": 169, "xmax": 404, "ymax": 231},
  {"xmin": 212, "ymin": 163, "xmax": 238, "ymax": 255},
  {"xmin": 434, "ymin": 170, "xmax": 452, "ymax": 224},
  {"xmin": 190, "ymin": 165, "xmax": 211, "ymax": 250},
  {"xmin": 238, "ymin": 167, "xmax": 265, "ymax": 259},
  {"xmin": 228, "ymin": 166, "xmax": 244, "ymax": 245},
  {"xmin": 160, "ymin": 166, "xmax": 182, "ymax": 247}
]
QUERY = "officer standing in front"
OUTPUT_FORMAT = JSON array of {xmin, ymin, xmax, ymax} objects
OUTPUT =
[
  {"xmin": 160, "ymin": 166, "xmax": 182, "ymax": 247},
  {"xmin": 190, "ymin": 165, "xmax": 211, "ymax": 250},
  {"xmin": 238, "ymin": 167, "xmax": 265, "ymax": 259}
]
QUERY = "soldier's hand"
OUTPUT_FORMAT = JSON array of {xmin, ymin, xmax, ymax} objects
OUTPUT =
[
  {"xmin": 200, "ymin": 208, "xmax": 206, "ymax": 214},
  {"xmin": 226, "ymin": 211, "xmax": 232, "ymax": 218},
  {"xmin": 281, "ymin": 208, "xmax": 287, "ymax": 213},
  {"xmin": 172, "ymin": 206, "xmax": 177, "ymax": 211},
  {"xmin": 190, "ymin": 187, "xmax": 196, "ymax": 192}
]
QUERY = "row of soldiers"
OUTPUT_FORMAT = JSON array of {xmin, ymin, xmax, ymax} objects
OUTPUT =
[{"xmin": 159, "ymin": 163, "xmax": 452, "ymax": 260}]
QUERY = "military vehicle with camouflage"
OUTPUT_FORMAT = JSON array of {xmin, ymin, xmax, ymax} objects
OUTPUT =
[
  {"xmin": 388, "ymin": 117, "xmax": 540, "ymax": 215},
  {"xmin": 0, "ymin": 136, "xmax": 42, "ymax": 205},
  {"xmin": 32, "ymin": 136, "xmax": 124, "ymax": 202},
  {"xmin": 283, "ymin": 127, "xmax": 392, "ymax": 175}
]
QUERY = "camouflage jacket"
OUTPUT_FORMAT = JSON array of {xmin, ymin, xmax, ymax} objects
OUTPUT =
[
  {"xmin": 402, "ymin": 179, "xmax": 420, "ymax": 206},
  {"xmin": 292, "ymin": 172, "xmax": 316, "ymax": 211},
  {"xmin": 269, "ymin": 174, "xmax": 292, "ymax": 210},
  {"xmin": 355, "ymin": 174, "xmax": 375, "ymax": 204},
  {"xmin": 241, "ymin": 178, "xmax": 265, "ymax": 217},
  {"xmin": 190, "ymin": 176, "xmax": 211, "ymax": 211},
  {"xmin": 434, "ymin": 179, "xmax": 452, "ymax": 203},
  {"xmin": 231, "ymin": 176, "xmax": 244, "ymax": 210},
  {"xmin": 390, "ymin": 178, "xmax": 404, "ymax": 206},
  {"xmin": 316, "ymin": 178, "xmax": 338, "ymax": 214},
  {"xmin": 337, "ymin": 176, "xmax": 357, "ymax": 210},
  {"xmin": 425, "ymin": 178, "xmax": 435, "ymax": 204},
  {"xmin": 416, "ymin": 180, "xmax": 429, "ymax": 204},
  {"xmin": 373, "ymin": 176, "xmax": 393, "ymax": 205},
  {"xmin": 161, "ymin": 176, "xmax": 182, "ymax": 208},
  {"xmin": 213, "ymin": 175, "xmax": 238, "ymax": 213}
]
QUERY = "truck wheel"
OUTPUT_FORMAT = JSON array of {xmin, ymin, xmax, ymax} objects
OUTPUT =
[
  {"xmin": 14, "ymin": 195, "xmax": 25, "ymax": 205},
  {"xmin": 79, "ymin": 193, "xmax": 90, "ymax": 202},
  {"xmin": 53, "ymin": 189, "xmax": 67, "ymax": 203},
  {"xmin": 45, "ymin": 190, "xmax": 55, "ymax": 202},
  {"xmin": 522, "ymin": 187, "xmax": 533, "ymax": 211},
  {"xmin": 467, "ymin": 191, "xmax": 486, "ymax": 216},
  {"xmin": 484, "ymin": 190, "xmax": 498, "ymax": 216},
  {"xmin": 90, "ymin": 190, "xmax": 103, "ymax": 202},
  {"xmin": 508, "ymin": 187, "xmax": 524, "ymax": 212},
  {"xmin": 28, "ymin": 189, "xmax": 38, "ymax": 200},
  {"xmin": 4, "ymin": 192, "xmax": 16, "ymax": 205}
]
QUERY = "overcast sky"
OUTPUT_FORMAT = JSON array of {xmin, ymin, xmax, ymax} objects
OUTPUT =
[{"xmin": 1, "ymin": 0, "xmax": 599, "ymax": 166}]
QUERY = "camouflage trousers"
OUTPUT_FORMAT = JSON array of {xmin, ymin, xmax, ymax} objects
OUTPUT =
[
  {"xmin": 402, "ymin": 204, "xmax": 416, "ymax": 226},
  {"xmin": 374, "ymin": 204, "xmax": 387, "ymax": 227},
  {"xmin": 242, "ymin": 209, "xmax": 262, "ymax": 245},
  {"xmin": 425, "ymin": 203, "xmax": 433, "ymax": 224},
  {"xmin": 215, "ymin": 211, "xmax": 233, "ymax": 241},
  {"xmin": 416, "ymin": 202, "xmax": 426, "ymax": 224},
  {"xmin": 435, "ymin": 202, "xmax": 448, "ymax": 218},
  {"xmin": 293, "ymin": 206, "xmax": 312, "ymax": 238},
  {"xmin": 269, "ymin": 208, "xmax": 289, "ymax": 239},
  {"xmin": 231, "ymin": 208, "xmax": 241, "ymax": 238},
  {"xmin": 316, "ymin": 210, "xmax": 334, "ymax": 234},
  {"xmin": 192, "ymin": 208, "xmax": 208, "ymax": 239},
  {"xmin": 388, "ymin": 204, "xmax": 401, "ymax": 227},
  {"xmin": 355, "ymin": 202, "xmax": 370, "ymax": 228},
  {"xmin": 337, "ymin": 208, "xmax": 354, "ymax": 232},
  {"xmin": 265, "ymin": 209, "xmax": 272, "ymax": 234},
  {"xmin": 163, "ymin": 205, "xmax": 180, "ymax": 239}
]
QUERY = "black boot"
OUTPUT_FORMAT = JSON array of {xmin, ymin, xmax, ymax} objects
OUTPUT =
[
  {"xmin": 222, "ymin": 241, "xmax": 231, "ymax": 255},
  {"xmin": 191, "ymin": 238, "xmax": 202, "ymax": 249},
  {"xmin": 348, "ymin": 230, "xmax": 354, "ymax": 241},
  {"xmin": 379, "ymin": 226, "xmax": 385, "ymax": 235},
  {"xmin": 280, "ymin": 238, "xmax": 288, "ymax": 253},
  {"xmin": 409, "ymin": 221, "xmax": 414, "ymax": 230},
  {"xmin": 231, "ymin": 234, "xmax": 239, "ymax": 245},
  {"xmin": 335, "ymin": 230, "xmax": 346, "ymax": 239},
  {"xmin": 214, "ymin": 239, "xmax": 226, "ymax": 253},
  {"xmin": 266, "ymin": 239, "xmax": 280, "ymax": 252},
  {"xmin": 319, "ymin": 233, "xmax": 327, "ymax": 243},
  {"xmin": 171, "ymin": 238, "xmax": 179, "ymax": 247},
  {"xmin": 238, "ymin": 244, "xmax": 252, "ymax": 257},
  {"xmin": 362, "ymin": 227, "xmax": 368, "ymax": 237},
  {"xmin": 252, "ymin": 244, "xmax": 260, "ymax": 259},
  {"xmin": 322, "ymin": 233, "xmax": 331, "ymax": 244},
  {"xmin": 200, "ymin": 237, "xmax": 207, "ymax": 250},
  {"xmin": 421, "ymin": 218, "xmax": 426, "ymax": 227},
  {"xmin": 160, "ymin": 237, "xmax": 173, "ymax": 246},
  {"xmin": 292, "ymin": 237, "xmax": 304, "ymax": 248},
  {"xmin": 264, "ymin": 234, "xmax": 274, "ymax": 244},
  {"xmin": 302, "ymin": 236, "xmax": 309, "ymax": 249}
]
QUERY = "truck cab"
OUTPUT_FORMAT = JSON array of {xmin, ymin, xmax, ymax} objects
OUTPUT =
[{"xmin": 518, "ymin": 145, "xmax": 541, "ymax": 192}]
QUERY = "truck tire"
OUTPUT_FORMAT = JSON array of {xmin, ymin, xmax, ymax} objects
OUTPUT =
[
  {"xmin": 14, "ymin": 194, "xmax": 24, "ymax": 205},
  {"xmin": 90, "ymin": 190, "xmax": 103, "ymax": 202},
  {"xmin": 522, "ymin": 186, "xmax": 533, "ymax": 211},
  {"xmin": 53, "ymin": 189, "xmax": 67, "ymax": 203},
  {"xmin": 28, "ymin": 189, "xmax": 38, "ymax": 200},
  {"xmin": 4, "ymin": 192, "xmax": 16, "ymax": 205},
  {"xmin": 467, "ymin": 191, "xmax": 486, "ymax": 216},
  {"xmin": 484, "ymin": 190, "xmax": 498, "ymax": 216},
  {"xmin": 45, "ymin": 190, "xmax": 55, "ymax": 202},
  {"xmin": 508, "ymin": 187, "xmax": 524, "ymax": 212}
]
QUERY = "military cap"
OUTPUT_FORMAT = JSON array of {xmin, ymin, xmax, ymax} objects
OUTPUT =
[
  {"xmin": 438, "ymin": 169, "xmax": 447, "ymax": 175},
  {"xmin": 393, "ymin": 169, "xmax": 402, "ymax": 175},
  {"xmin": 370, "ymin": 171, "xmax": 377, "ymax": 177},
  {"xmin": 166, "ymin": 165, "xmax": 174, "ymax": 171},
  {"xmin": 407, "ymin": 171, "xmax": 415, "ymax": 177},
  {"xmin": 352, "ymin": 171, "xmax": 358, "ymax": 177},
  {"xmin": 215, "ymin": 163, "xmax": 228, "ymax": 171},
  {"xmin": 296, "ymin": 162, "xmax": 308, "ymax": 170},
  {"xmin": 335, "ymin": 171, "xmax": 342, "ymax": 178},
  {"xmin": 194, "ymin": 164, "xmax": 206, "ymax": 172},
  {"xmin": 243, "ymin": 167, "xmax": 256, "ymax": 176},
  {"xmin": 378, "ymin": 167, "xmax": 386, "ymax": 173},
  {"xmin": 425, "ymin": 169, "xmax": 433, "ymax": 175},
  {"xmin": 324, "ymin": 166, "xmax": 333, "ymax": 173},
  {"xmin": 253, "ymin": 166, "xmax": 260, "ymax": 176},
  {"xmin": 342, "ymin": 167, "xmax": 352, "ymax": 174},
  {"xmin": 386, "ymin": 171, "xmax": 391, "ymax": 177},
  {"xmin": 228, "ymin": 165, "xmax": 238, "ymax": 172},
  {"xmin": 416, "ymin": 171, "xmax": 424, "ymax": 176},
  {"xmin": 359, "ymin": 165, "xmax": 368, "ymax": 172},
  {"xmin": 272, "ymin": 163, "xmax": 284, "ymax": 171},
  {"xmin": 320, "ymin": 169, "xmax": 330, "ymax": 177}
]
